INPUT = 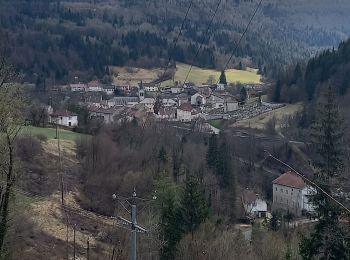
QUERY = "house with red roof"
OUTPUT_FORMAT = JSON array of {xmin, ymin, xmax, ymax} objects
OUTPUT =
[
  {"xmin": 272, "ymin": 172, "xmax": 315, "ymax": 216},
  {"xmin": 176, "ymin": 103, "xmax": 194, "ymax": 122}
]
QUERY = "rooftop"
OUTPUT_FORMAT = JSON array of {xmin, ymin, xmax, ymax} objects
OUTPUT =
[
  {"xmin": 178, "ymin": 103, "xmax": 193, "ymax": 112},
  {"xmin": 272, "ymin": 172, "xmax": 306, "ymax": 189},
  {"xmin": 242, "ymin": 190, "xmax": 259, "ymax": 204},
  {"xmin": 51, "ymin": 110, "xmax": 78, "ymax": 117}
]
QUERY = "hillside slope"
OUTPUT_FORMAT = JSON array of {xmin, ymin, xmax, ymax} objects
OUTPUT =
[{"xmin": 1, "ymin": 0, "xmax": 350, "ymax": 83}]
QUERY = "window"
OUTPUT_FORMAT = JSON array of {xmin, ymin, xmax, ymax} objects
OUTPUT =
[
  {"xmin": 292, "ymin": 188, "xmax": 294, "ymax": 191},
  {"xmin": 286, "ymin": 190, "xmax": 288, "ymax": 194},
  {"xmin": 275, "ymin": 187, "xmax": 277, "ymax": 191},
  {"xmin": 69, "ymin": 116, "xmax": 72, "ymax": 120},
  {"xmin": 281, "ymin": 189, "xmax": 283, "ymax": 193}
]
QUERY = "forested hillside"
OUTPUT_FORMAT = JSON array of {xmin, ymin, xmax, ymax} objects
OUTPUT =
[
  {"xmin": 1, "ymin": 0, "xmax": 350, "ymax": 83},
  {"xmin": 272, "ymin": 37, "xmax": 350, "ymax": 104}
]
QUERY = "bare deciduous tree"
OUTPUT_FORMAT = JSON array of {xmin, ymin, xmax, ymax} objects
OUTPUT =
[{"xmin": 0, "ymin": 59, "xmax": 25, "ymax": 255}]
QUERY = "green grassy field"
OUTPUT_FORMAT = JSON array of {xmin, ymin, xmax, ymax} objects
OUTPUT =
[
  {"xmin": 209, "ymin": 120, "xmax": 224, "ymax": 129},
  {"xmin": 161, "ymin": 63, "xmax": 262, "ymax": 87},
  {"xmin": 21, "ymin": 126, "xmax": 87, "ymax": 141}
]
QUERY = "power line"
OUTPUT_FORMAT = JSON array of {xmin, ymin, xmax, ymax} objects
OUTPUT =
[
  {"xmin": 218, "ymin": 0, "xmax": 263, "ymax": 84},
  {"xmin": 182, "ymin": 0, "xmax": 223, "ymax": 87},
  {"xmin": 158, "ymin": 0, "xmax": 194, "ymax": 83},
  {"xmin": 266, "ymin": 151, "xmax": 350, "ymax": 214}
]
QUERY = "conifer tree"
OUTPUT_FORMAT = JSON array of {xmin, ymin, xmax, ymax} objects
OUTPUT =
[
  {"xmin": 240, "ymin": 86, "xmax": 248, "ymax": 104},
  {"xmin": 179, "ymin": 176, "xmax": 209, "ymax": 237},
  {"xmin": 219, "ymin": 70, "xmax": 227, "ymax": 85},
  {"xmin": 158, "ymin": 176, "xmax": 209, "ymax": 259},
  {"xmin": 273, "ymin": 80, "xmax": 281, "ymax": 102},
  {"xmin": 300, "ymin": 85, "xmax": 350, "ymax": 259},
  {"xmin": 158, "ymin": 179, "xmax": 182, "ymax": 260},
  {"xmin": 153, "ymin": 95, "xmax": 163, "ymax": 115},
  {"xmin": 206, "ymin": 133, "xmax": 218, "ymax": 169},
  {"xmin": 216, "ymin": 135, "xmax": 236, "ymax": 220}
]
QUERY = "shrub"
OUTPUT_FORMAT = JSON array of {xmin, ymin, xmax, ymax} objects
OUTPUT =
[
  {"xmin": 15, "ymin": 137, "xmax": 43, "ymax": 162},
  {"xmin": 35, "ymin": 133, "xmax": 48, "ymax": 143}
]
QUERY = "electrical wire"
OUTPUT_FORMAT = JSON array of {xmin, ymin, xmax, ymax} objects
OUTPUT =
[
  {"xmin": 182, "ymin": 0, "xmax": 223, "ymax": 87},
  {"xmin": 158, "ymin": 0, "xmax": 194, "ymax": 83},
  {"xmin": 217, "ymin": 0, "xmax": 263, "ymax": 84}
]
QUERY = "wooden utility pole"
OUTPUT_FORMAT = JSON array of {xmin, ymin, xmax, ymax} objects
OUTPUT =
[
  {"xmin": 66, "ymin": 221, "xmax": 69, "ymax": 260},
  {"xmin": 61, "ymin": 178, "xmax": 64, "ymax": 205},
  {"xmin": 73, "ymin": 224, "xmax": 76, "ymax": 260},
  {"xmin": 87, "ymin": 237, "xmax": 90, "ymax": 260},
  {"xmin": 111, "ymin": 247, "xmax": 115, "ymax": 260}
]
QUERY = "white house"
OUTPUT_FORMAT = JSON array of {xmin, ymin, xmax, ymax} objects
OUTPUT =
[
  {"xmin": 224, "ymin": 95, "xmax": 239, "ymax": 112},
  {"xmin": 241, "ymin": 190, "xmax": 268, "ymax": 218},
  {"xmin": 156, "ymin": 107, "xmax": 177, "ymax": 120},
  {"xmin": 108, "ymin": 97, "xmax": 140, "ymax": 107},
  {"xmin": 272, "ymin": 172, "xmax": 315, "ymax": 216},
  {"xmin": 49, "ymin": 110, "xmax": 78, "ymax": 127},
  {"xmin": 103, "ymin": 86, "xmax": 115, "ymax": 95},
  {"xmin": 191, "ymin": 93, "xmax": 207, "ymax": 107},
  {"xmin": 144, "ymin": 86, "xmax": 159, "ymax": 92},
  {"xmin": 87, "ymin": 81, "xmax": 103, "ymax": 92},
  {"xmin": 70, "ymin": 83, "xmax": 88, "ymax": 92},
  {"xmin": 207, "ymin": 94, "xmax": 225, "ymax": 109},
  {"xmin": 171, "ymin": 87, "xmax": 183, "ymax": 94},
  {"xmin": 176, "ymin": 103, "xmax": 193, "ymax": 122},
  {"xmin": 162, "ymin": 98, "xmax": 177, "ymax": 107},
  {"xmin": 216, "ymin": 83, "xmax": 226, "ymax": 91},
  {"xmin": 140, "ymin": 98, "xmax": 155, "ymax": 111}
]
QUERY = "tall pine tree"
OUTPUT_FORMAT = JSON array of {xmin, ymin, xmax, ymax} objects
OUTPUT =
[
  {"xmin": 179, "ymin": 176, "xmax": 209, "ymax": 238},
  {"xmin": 216, "ymin": 135, "xmax": 236, "ymax": 221},
  {"xmin": 158, "ymin": 176, "xmax": 209, "ymax": 259},
  {"xmin": 158, "ymin": 179, "xmax": 182, "ymax": 260},
  {"xmin": 300, "ymin": 85, "xmax": 350, "ymax": 259},
  {"xmin": 219, "ymin": 70, "xmax": 227, "ymax": 85},
  {"xmin": 206, "ymin": 133, "xmax": 218, "ymax": 169}
]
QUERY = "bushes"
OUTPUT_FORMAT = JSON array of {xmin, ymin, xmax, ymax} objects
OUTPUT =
[{"xmin": 15, "ymin": 136, "xmax": 42, "ymax": 162}]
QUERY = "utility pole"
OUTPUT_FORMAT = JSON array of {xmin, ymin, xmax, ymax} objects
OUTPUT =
[
  {"xmin": 87, "ymin": 237, "xmax": 90, "ymax": 260},
  {"xmin": 112, "ymin": 189, "xmax": 153, "ymax": 260},
  {"xmin": 73, "ymin": 224, "xmax": 76, "ymax": 260},
  {"xmin": 130, "ymin": 199, "xmax": 137, "ymax": 260}
]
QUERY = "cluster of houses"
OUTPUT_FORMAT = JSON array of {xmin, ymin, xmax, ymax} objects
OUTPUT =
[
  {"xmin": 65, "ymin": 81, "xmax": 245, "ymax": 126},
  {"xmin": 70, "ymin": 80, "xmax": 115, "ymax": 95},
  {"xmin": 241, "ymin": 171, "xmax": 315, "ymax": 221}
]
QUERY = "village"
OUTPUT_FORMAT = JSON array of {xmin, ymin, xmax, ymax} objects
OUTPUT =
[{"xmin": 45, "ymin": 79, "xmax": 284, "ymax": 134}]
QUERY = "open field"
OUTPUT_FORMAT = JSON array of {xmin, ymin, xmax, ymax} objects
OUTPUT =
[
  {"xmin": 163, "ymin": 63, "xmax": 262, "ymax": 86},
  {"xmin": 21, "ymin": 126, "xmax": 87, "ymax": 141},
  {"xmin": 112, "ymin": 63, "xmax": 262, "ymax": 87},
  {"xmin": 111, "ymin": 66, "xmax": 163, "ymax": 86},
  {"xmin": 232, "ymin": 103, "xmax": 303, "ymax": 130}
]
